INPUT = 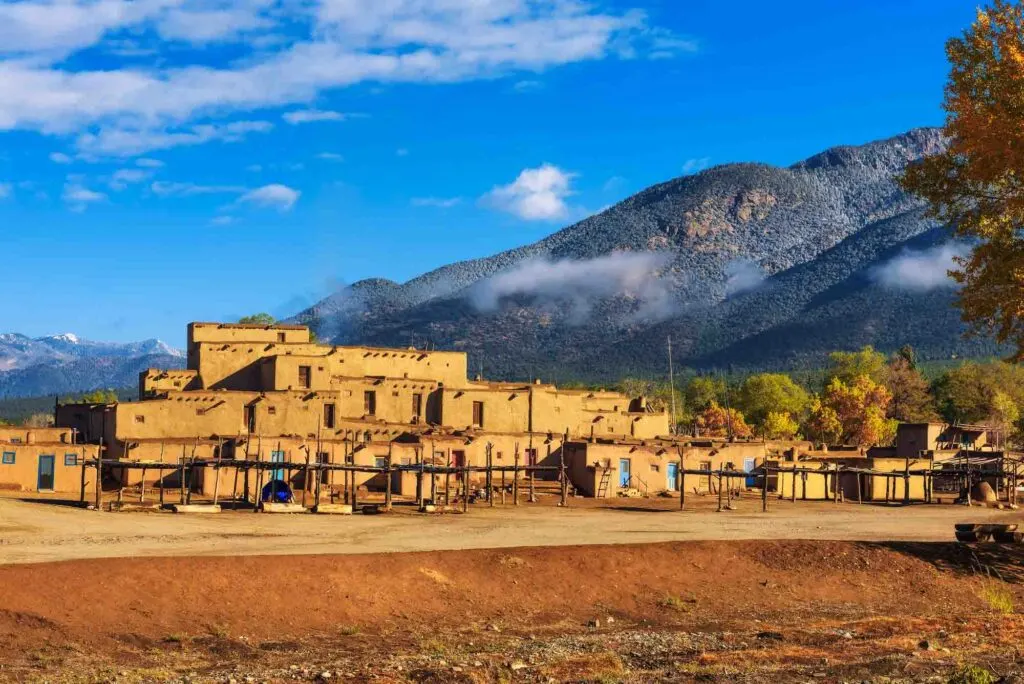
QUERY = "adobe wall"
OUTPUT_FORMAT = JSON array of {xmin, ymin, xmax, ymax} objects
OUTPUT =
[{"xmin": 0, "ymin": 442, "xmax": 98, "ymax": 493}]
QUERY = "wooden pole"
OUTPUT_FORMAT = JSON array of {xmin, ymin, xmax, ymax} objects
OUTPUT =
[
  {"xmin": 790, "ymin": 464, "xmax": 796, "ymax": 503},
  {"xmin": 834, "ymin": 463, "xmax": 840, "ymax": 504},
  {"xmin": 487, "ymin": 444, "xmax": 494, "ymax": 508},
  {"xmin": 252, "ymin": 440, "xmax": 263, "ymax": 513},
  {"xmin": 856, "ymin": 471, "xmax": 863, "ymax": 505},
  {"xmin": 717, "ymin": 468, "xmax": 723, "ymax": 512},
  {"xmin": 95, "ymin": 438, "xmax": 103, "ymax": 511},
  {"xmin": 559, "ymin": 441, "xmax": 567, "ymax": 507},
  {"xmin": 903, "ymin": 458, "xmax": 911, "ymax": 505},
  {"xmin": 462, "ymin": 457, "xmax": 469, "ymax": 513},
  {"xmin": 513, "ymin": 444, "xmax": 520, "ymax": 506},
  {"xmin": 179, "ymin": 445, "xmax": 187, "ymax": 504},
  {"xmin": 140, "ymin": 466, "xmax": 146, "ymax": 504},
  {"xmin": 159, "ymin": 442, "xmax": 166, "ymax": 507},
  {"xmin": 500, "ymin": 460, "xmax": 506, "ymax": 505},
  {"xmin": 761, "ymin": 462, "xmax": 768, "ymax": 513},
  {"xmin": 416, "ymin": 447, "xmax": 425, "ymax": 508},
  {"xmin": 213, "ymin": 439, "xmax": 224, "ymax": 506},
  {"xmin": 444, "ymin": 448, "xmax": 451, "ymax": 508},
  {"xmin": 301, "ymin": 446, "xmax": 311, "ymax": 509},
  {"xmin": 79, "ymin": 451, "xmax": 87, "ymax": 505},
  {"xmin": 680, "ymin": 459, "xmax": 686, "ymax": 512},
  {"xmin": 384, "ymin": 446, "xmax": 393, "ymax": 512}
]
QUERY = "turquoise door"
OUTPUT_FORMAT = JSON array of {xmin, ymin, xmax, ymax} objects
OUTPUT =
[
  {"xmin": 37, "ymin": 455, "xmax": 55, "ymax": 491},
  {"xmin": 270, "ymin": 450, "xmax": 285, "ymax": 481},
  {"xmin": 744, "ymin": 458, "xmax": 757, "ymax": 487},
  {"xmin": 667, "ymin": 462, "xmax": 679, "ymax": 491},
  {"xmin": 619, "ymin": 459, "xmax": 631, "ymax": 488}
]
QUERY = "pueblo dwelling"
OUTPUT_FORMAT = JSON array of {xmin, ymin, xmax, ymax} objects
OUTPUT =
[
  {"xmin": 42, "ymin": 322, "xmax": 1017, "ymax": 505},
  {"xmin": 0, "ymin": 426, "xmax": 98, "ymax": 494}
]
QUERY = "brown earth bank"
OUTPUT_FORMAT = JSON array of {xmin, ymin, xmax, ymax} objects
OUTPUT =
[{"xmin": 0, "ymin": 541, "xmax": 1023, "ymax": 683}]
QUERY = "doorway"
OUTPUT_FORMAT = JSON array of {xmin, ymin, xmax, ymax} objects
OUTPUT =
[
  {"xmin": 37, "ymin": 454, "xmax": 55, "ymax": 491},
  {"xmin": 667, "ymin": 462, "xmax": 679, "ymax": 491},
  {"xmin": 619, "ymin": 458, "xmax": 631, "ymax": 488},
  {"xmin": 270, "ymin": 450, "xmax": 286, "ymax": 482}
]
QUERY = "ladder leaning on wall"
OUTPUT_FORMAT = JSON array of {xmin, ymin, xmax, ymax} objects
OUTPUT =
[{"xmin": 597, "ymin": 469, "xmax": 612, "ymax": 498}]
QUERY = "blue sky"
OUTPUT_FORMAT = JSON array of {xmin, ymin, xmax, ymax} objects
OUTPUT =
[{"xmin": 0, "ymin": 0, "xmax": 974, "ymax": 345}]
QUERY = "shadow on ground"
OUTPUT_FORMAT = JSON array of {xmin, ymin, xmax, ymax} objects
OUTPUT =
[{"xmin": 873, "ymin": 541, "xmax": 1024, "ymax": 585}]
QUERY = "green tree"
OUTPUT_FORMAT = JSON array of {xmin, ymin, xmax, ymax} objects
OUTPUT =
[
  {"xmin": 932, "ymin": 360, "xmax": 1024, "ymax": 426},
  {"xmin": 899, "ymin": 1, "xmax": 1024, "ymax": 360},
  {"xmin": 735, "ymin": 373, "xmax": 810, "ymax": 431},
  {"xmin": 827, "ymin": 346, "xmax": 888, "ymax": 385},
  {"xmin": 684, "ymin": 376, "xmax": 725, "ymax": 414},
  {"xmin": 73, "ymin": 389, "xmax": 118, "ymax": 404},
  {"xmin": 809, "ymin": 376, "xmax": 897, "ymax": 447},
  {"xmin": 238, "ymin": 313, "xmax": 276, "ymax": 325}
]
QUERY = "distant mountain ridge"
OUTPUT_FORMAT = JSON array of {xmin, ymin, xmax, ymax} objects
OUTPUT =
[
  {"xmin": 0, "ymin": 333, "xmax": 184, "ymax": 398},
  {"xmin": 292, "ymin": 127, "xmax": 1005, "ymax": 381}
]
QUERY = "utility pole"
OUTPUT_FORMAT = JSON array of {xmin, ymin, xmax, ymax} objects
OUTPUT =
[{"xmin": 668, "ymin": 336, "xmax": 677, "ymax": 435}]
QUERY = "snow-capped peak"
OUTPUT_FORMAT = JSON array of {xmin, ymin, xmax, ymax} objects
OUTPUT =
[{"xmin": 49, "ymin": 333, "xmax": 80, "ymax": 344}]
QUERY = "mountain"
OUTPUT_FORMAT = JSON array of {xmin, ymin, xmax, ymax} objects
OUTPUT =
[
  {"xmin": 0, "ymin": 334, "xmax": 184, "ymax": 398},
  {"xmin": 292, "ymin": 127, "xmax": 1005, "ymax": 382}
]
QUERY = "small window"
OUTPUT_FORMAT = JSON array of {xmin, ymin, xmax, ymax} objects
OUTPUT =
[
  {"xmin": 134, "ymin": 415, "xmax": 145, "ymax": 424},
  {"xmin": 344, "ymin": 454, "xmax": 354, "ymax": 464},
  {"xmin": 245, "ymin": 405, "xmax": 256, "ymax": 433},
  {"xmin": 64, "ymin": 453, "xmax": 78, "ymax": 466},
  {"xmin": 412, "ymin": 393, "xmax": 423, "ymax": 418},
  {"xmin": 1, "ymin": 452, "xmax": 14, "ymax": 465},
  {"xmin": 364, "ymin": 391, "xmax": 376, "ymax": 416},
  {"xmin": 324, "ymin": 403, "xmax": 336, "ymax": 429},
  {"xmin": 375, "ymin": 457, "xmax": 388, "ymax": 468},
  {"xmin": 195, "ymin": 408, "xmax": 203, "ymax": 416},
  {"xmin": 298, "ymin": 365, "xmax": 312, "ymax": 389},
  {"xmin": 278, "ymin": 332, "xmax": 287, "ymax": 343},
  {"xmin": 472, "ymin": 401, "xmax": 484, "ymax": 428},
  {"xmin": 267, "ymin": 406, "xmax": 277, "ymax": 415},
  {"xmin": 9, "ymin": 437, "xmax": 21, "ymax": 444}
]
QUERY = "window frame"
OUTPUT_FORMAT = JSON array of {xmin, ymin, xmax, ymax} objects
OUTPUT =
[
  {"xmin": 64, "ymin": 453, "xmax": 78, "ymax": 467},
  {"xmin": 1, "ymin": 451, "xmax": 14, "ymax": 465}
]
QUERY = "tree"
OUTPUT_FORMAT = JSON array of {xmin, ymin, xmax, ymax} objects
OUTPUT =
[
  {"xmin": 762, "ymin": 411, "xmax": 800, "ymax": 440},
  {"xmin": 238, "ymin": 313, "xmax": 276, "ymax": 325},
  {"xmin": 932, "ymin": 360, "xmax": 1024, "ymax": 424},
  {"xmin": 694, "ymin": 402, "xmax": 753, "ymax": 439},
  {"xmin": 684, "ymin": 376, "xmax": 725, "ymax": 414},
  {"xmin": 900, "ymin": 1, "xmax": 1024, "ymax": 359},
  {"xmin": 25, "ymin": 413, "xmax": 54, "ymax": 427},
  {"xmin": 809, "ymin": 376, "xmax": 897, "ymax": 447},
  {"xmin": 73, "ymin": 389, "xmax": 118, "ymax": 404},
  {"xmin": 805, "ymin": 397, "xmax": 843, "ymax": 445},
  {"xmin": 735, "ymin": 373, "xmax": 809, "ymax": 430},
  {"xmin": 827, "ymin": 346, "xmax": 888, "ymax": 385},
  {"xmin": 886, "ymin": 348, "xmax": 938, "ymax": 422}
]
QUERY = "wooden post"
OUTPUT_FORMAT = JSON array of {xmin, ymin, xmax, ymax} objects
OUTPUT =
[
  {"xmin": 500, "ymin": 462, "xmax": 506, "ymax": 505},
  {"xmin": 487, "ymin": 445, "xmax": 495, "ymax": 508},
  {"xmin": 965, "ymin": 451, "xmax": 972, "ymax": 507},
  {"xmin": 444, "ymin": 448, "xmax": 451, "ymax": 508},
  {"xmin": 351, "ymin": 465, "xmax": 358, "ymax": 513},
  {"xmin": 186, "ymin": 444, "xmax": 196, "ymax": 505},
  {"xmin": 834, "ymin": 463, "xmax": 840, "ymax": 504},
  {"xmin": 462, "ymin": 458, "xmax": 469, "ymax": 513},
  {"xmin": 158, "ymin": 442, "xmax": 166, "ymax": 507},
  {"xmin": 213, "ymin": 439, "xmax": 224, "ymax": 507},
  {"xmin": 513, "ymin": 445, "xmax": 520, "ymax": 506},
  {"xmin": 559, "ymin": 442, "xmax": 568, "ymax": 507},
  {"xmin": 95, "ymin": 438, "xmax": 103, "ymax": 511},
  {"xmin": 140, "ymin": 466, "xmax": 147, "ymax": 504},
  {"xmin": 790, "ymin": 465, "xmax": 796, "ymax": 503},
  {"xmin": 856, "ymin": 471, "xmax": 863, "ymax": 505},
  {"xmin": 716, "ymin": 468, "xmax": 723, "ymax": 512},
  {"xmin": 79, "ymin": 452, "xmax": 87, "ymax": 505},
  {"xmin": 252, "ymin": 441, "xmax": 263, "ymax": 513},
  {"xmin": 179, "ymin": 445, "xmax": 187, "ymax": 504},
  {"xmin": 680, "ymin": 460, "xmax": 686, "ymax": 512},
  {"xmin": 301, "ymin": 446, "xmax": 311, "ymax": 509},
  {"xmin": 384, "ymin": 447, "xmax": 393, "ymax": 512},
  {"xmin": 761, "ymin": 463, "xmax": 768, "ymax": 513},
  {"xmin": 529, "ymin": 447, "xmax": 537, "ymax": 504},
  {"xmin": 903, "ymin": 458, "xmax": 911, "ymax": 505},
  {"xmin": 416, "ymin": 447, "xmax": 425, "ymax": 508}
]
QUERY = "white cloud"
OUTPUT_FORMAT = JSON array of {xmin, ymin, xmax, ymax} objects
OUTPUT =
[
  {"xmin": 135, "ymin": 158, "xmax": 164, "ymax": 168},
  {"xmin": 283, "ymin": 109, "xmax": 346, "ymax": 124},
  {"xmin": 246, "ymin": 164, "xmax": 262, "ymax": 172},
  {"xmin": 482, "ymin": 164, "xmax": 575, "ymax": 221},
  {"xmin": 412, "ymin": 196, "xmax": 461, "ymax": 208},
  {"xmin": 151, "ymin": 181, "xmax": 245, "ymax": 196},
  {"xmin": 110, "ymin": 168, "xmax": 151, "ymax": 190},
  {"xmin": 682, "ymin": 157, "xmax": 710, "ymax": 175},
  {"xmin": 471, "ymin": 251, "xmax": 676, "ymax": 322},
  {"xmin": 49, "ymin": 151, "xmax": 72, "ymax": 164},
  {"xmin": 870, "ymin": 241, "xmax": 970, "ymax": 291},
  {"xmin": 238, "ymin": 183, "xmax": 299, "ymax": 211},
  {"xmin": 513, "ymin": 79, "xmax": 542, "ymax": 92},
  {"xmin": 210, "ymin": 215, "xmax": 235, "ymax": 226},
  {"xmin": 63, "ymin": 182, "xmax": 106, "ymax": 208},
  {"xmin": 724, "ymin": 259, "xmax": 765, "ymax": 296},
  {"xmin": 316, "ymin": 152, "xmax": 343, "ymax": 161},
  {"xmin": 0, "ymin": 0, "xmax": 683, "ymax": 156},
  {"xmin": 76, "ymin": 120, "xmax": 274, "ymax": 157}
]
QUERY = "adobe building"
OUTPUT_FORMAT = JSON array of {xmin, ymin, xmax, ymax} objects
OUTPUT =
[
  {"xmin": 0, "ymin": 426, "xmax": 99, "ymax": 494},
  {"xmin": 57, "ymin": 322, "xmax": 670, "ymax": 499}
]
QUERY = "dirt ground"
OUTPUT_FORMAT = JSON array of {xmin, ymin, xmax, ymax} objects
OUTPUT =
[
  {"xmin": 1, "ymin": 495, "xmax": 1023, "ymax": 682},
  {"xmin": 1, "ymin": 492, "xmax": 1022, "ymax": 565}
]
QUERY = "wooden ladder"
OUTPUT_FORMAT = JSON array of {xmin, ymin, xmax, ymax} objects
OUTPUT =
[{"xmin": 597, "ymin": 469, "xmax": 612, "ymax": 498}]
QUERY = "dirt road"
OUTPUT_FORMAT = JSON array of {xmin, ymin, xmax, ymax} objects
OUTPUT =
[{"xmin": 1, "ymin": 493, "xmax": 1020, "ymax": 565}]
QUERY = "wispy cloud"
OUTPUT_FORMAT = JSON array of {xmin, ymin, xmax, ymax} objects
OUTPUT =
[
  {"xmin": 513, "ymin": 80, "xmax": 543, "ymax": 92},
  {"xmin": 870, "ymin": 241, "xmax": 970, "ymax": 291},
  {"xmin": 316, "ymin": 152, "xmax": 343, "ymax": 161},
  {"xmin": 49, "ymin": 151, "xmax": 72, "ymax": 164},
  {"xmin": 210, "ymin": 215, "xmax": 236, "ymax": 226},
  {"xmin": 151, "ymin": 181, "xmax": 246, "ymax": 197},
  {"xmin": 238, "ymin": 184, "xmax": 300, "ymax": 211},
  {"xmin": 109, "ymin": 168, "xmax": 151, "ymax": 190},
  {"xmin": 412, "ymin": 196, "xmax": 461, "ymax": 208},
  {"xmin": 76, "ymin": 121, "xmax": 274, "ymax": 157},
  {"xmin": 135, "ymin": 158, "xmax": 164, "ymax": 168},
  {"xmin": 482, "ymin": 164, "xmax": 575, "ymax": 221},
  {"xmin": 283, "ymin": 109, "xmax": 347, "ymax": 124},
  {"xmin": 63, "ymin": 182, "xmax": 106, "ymax": 210},
  {"xmin": 724, "ymin": 259, "xmax": 766, "ymax": 296},
  {"xmin": 682, "ymin": 157, "xmax": 710, "ymax": 175}
]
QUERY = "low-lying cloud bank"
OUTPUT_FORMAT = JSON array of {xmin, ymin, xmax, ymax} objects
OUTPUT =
[
  {"xmin": 469, "ymin": 251, "xmax": 675, "ymax": 322},
  {"xmin": 870, "ymin": 241, "xmax": 970, "ymax": 291}
]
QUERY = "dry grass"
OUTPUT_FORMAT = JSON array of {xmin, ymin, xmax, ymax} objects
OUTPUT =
[{"xmin": 979, "ymin": 584, "xmax": 1015, "ymax": 615}]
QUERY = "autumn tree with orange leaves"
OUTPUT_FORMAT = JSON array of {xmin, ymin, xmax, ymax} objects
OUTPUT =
[
  {"xmin": 694, "ymin": 402, "xmax": 753, "ymax": 439},
  {"xmin": 901, "ymin": 1, "xmax": 1024, "ymax": 359}
]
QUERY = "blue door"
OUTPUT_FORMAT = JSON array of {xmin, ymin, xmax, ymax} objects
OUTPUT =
[
  {"xmin": 667, "ymin": 462, "xmax": 679, "ymax": 491},
  {"xmin": 270, "ymin": 450, "xmax": 286, "ymax": 482},
  {"xmin": 744, "ymin": 458, "xmax": 757, "ymax": 487},
  {"xmin": 619, "ymin": 459, "xmax": 631, "ymax": 488},
  {"xmin": 37, "ymin": 454, "xmax": 55, "ymax": 491}
]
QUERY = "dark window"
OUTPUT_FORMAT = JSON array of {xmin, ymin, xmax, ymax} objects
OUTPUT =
[
  {"xmin": 472, "ymin": 401, "xmax": 484, "ymax": 427},
  {"xmin": 375, "ymin": 456, "xmax": 388, "ymax": 468},
  {"xmin": 298, "ymin": 365, "xmax": 311, "ymax": 389},
  {"xmin": 364, "ymin": 391, "xmax": 376, "ymax": 416},
  {"xmin": 64, "ymin": 453, "xmax": 77, "ymax": 466},
  {"xmin": 324, "ymin": 403, "xmax": 336, "ymax": 429},
  {"xmin": 9, "ymin": 437, "xmax": 20, "ymax": 444},
  {"xmin": 134, "ymin": 415, "xmax": 145, "ymax": 424},
  {"xmin": 1, "ymin": 451, "xmax": 14, "ymax": 465},
  {"xmin": 412, "ymin": 393, "xmax": 423, "ymax": 418},
  {"xmin": 267, "ymin": 406, "xmax": 276, "ymax": 415},
  {"xmin": 245, "ymin": 405, "xmax": 256, "ymax": 433},
  {"xmin": 277, "ymin": 332, "xmax": 286, "ymax": 343}
]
